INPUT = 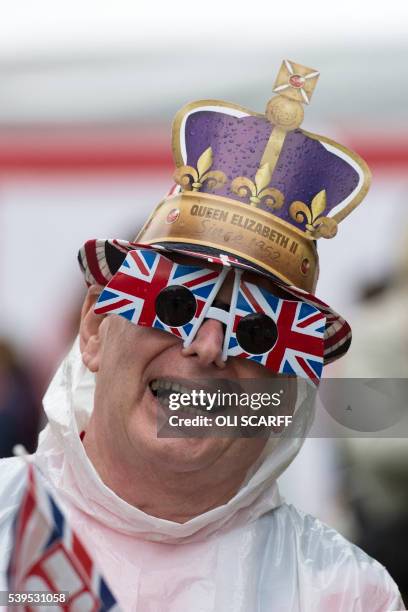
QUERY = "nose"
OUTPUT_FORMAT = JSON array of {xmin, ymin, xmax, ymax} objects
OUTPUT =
[{"xmin": 181, "ymin": 318, "xmax": 226, "ymax": 368}]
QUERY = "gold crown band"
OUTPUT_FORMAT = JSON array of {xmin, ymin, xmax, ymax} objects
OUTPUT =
[{"xmin": 137, "ymin": 192, "xmax": 319, "ymax": 292}]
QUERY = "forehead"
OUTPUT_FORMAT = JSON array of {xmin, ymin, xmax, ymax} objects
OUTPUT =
[{"xmin": 164, "ymin": 251, "xmax": 292, "ymax": 299}]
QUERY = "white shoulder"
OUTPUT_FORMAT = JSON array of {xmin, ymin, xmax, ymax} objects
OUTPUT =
[
  {"xmin": 0, "ymin": 457, "xmax": 28, "ymax": 586},
  {"xmin": 266, "ymin": 504, "xmax": 405, "ymax": 611},
  {"xmin": 0, "ymin": 456, "xmax": 27, "ymax": 514}
]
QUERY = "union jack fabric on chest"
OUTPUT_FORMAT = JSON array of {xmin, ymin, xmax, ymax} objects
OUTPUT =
[
  {"xmin": 95, "ymin": 249, "xmax": 222, "ymax": 341},
  {"xmin": 7, "ymin": 464, "xmax": 120, "ymax": 611},
  {"xmin": 226, "ymin": 280, "xmax": 326, "ymax": 381}
]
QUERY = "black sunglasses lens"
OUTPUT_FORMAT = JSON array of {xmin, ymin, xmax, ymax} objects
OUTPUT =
[
  {"xmin": 236, "ymin": 313, "xmax": 278, "ymax": 354},
  {"xmin": 155, "ymin": 285, "xmax": 197, "ymax": 327}
]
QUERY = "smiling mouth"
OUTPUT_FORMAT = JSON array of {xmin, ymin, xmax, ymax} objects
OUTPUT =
[{"xmin": 148, "ymin": 378, "xmax": 228, "ymax": 414}]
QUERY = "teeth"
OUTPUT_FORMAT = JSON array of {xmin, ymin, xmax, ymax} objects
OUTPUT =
[
  {"xmin": 148, "ymin": 378, "xmax": 210, "ymax": 414},
  {"xmin": 149, "ymin": 379, "xmax": 192, "ymax": 394}
]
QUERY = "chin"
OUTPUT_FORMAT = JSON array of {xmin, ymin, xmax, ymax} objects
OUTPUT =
[
  {"xmin": 125, "ymin": 384, "xmax": 233, "ymax": 472},
  {"xmin": 136, "ymin": 427, "xmax": 230, "ymax": 473}
]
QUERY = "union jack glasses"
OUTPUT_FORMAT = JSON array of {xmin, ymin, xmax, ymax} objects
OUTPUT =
[{"xmin": 94, "ymin": 249, "xmax": 326, "ymax": 381}]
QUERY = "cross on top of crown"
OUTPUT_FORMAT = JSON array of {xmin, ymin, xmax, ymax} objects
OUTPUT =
[{"xmin": 273, "ymin": 59, "xmax": 320, "ymax": 105}]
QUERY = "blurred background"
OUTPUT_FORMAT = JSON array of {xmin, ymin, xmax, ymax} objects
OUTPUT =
[{"xmin": 0, "ymin": 0, "xmax": 407, "ymax": 599}]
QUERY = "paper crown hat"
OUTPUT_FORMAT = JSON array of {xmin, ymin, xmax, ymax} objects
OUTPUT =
[{"xmin": 78, "ymin": 59, "xmax": 371, "ymax": 364}]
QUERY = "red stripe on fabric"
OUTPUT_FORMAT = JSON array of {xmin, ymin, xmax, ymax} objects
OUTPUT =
[
  {"xmin": 325, "ymin": 325, "xmax": 350, "ymax": 349},
  {"xmin": 131, "ymin": 250, "xmax": 149, "ymax": 276},
  {"xmin": 195, "ymin": 299, "xmax": 205, "ymax": 318},
  {"xmin": 26, "ymin": 556, "xmax": 55, "ymax": 592},
  {"xmin": 84, "ymin": 240, "xmax": 108, "ymax": 286},
  {"xmin": 264, "ymin": 303, "xmax": 298, "ymax": 371},
  {"xmin": 129, "ymin": 241, "xmax": 153, "ymax": 251},
  {"xmin": 139, "ymin": 256, "xmax": 174, "ymax": 326},
  {"xmin": 29, "ymin": 542, "xmax": 94, "ymax": 605},
  {"xmin": 72, "ymin": 534, "xmax": 93, "ymax": 579},
  {"xmin": 325, "ymin": 335, "xmax": 350, "ymax": 354},
  {"xmin": 291, "ymin": 293, "xmax": 327, "ymax": 312},
  {"xmin": 234, "ymin": 295, "xmax": 324, "ymax": 374},
  {"xmin": 16, "ymin": 468, "xmax": 36, "ymax": 546},
  {"xmin": 285, "ymin": 285, "xmax": 330, "ymax": 310},
  {"xmin": 170, "ymin": 327, "xmax": 182, "ymax": 337},
  {"xmin": 95, "ymin": 298, "xmax": 132, "ymax": 314},
  {"xmin": 101, "ymin": 255, "xmax": 173, "ymax": 326},
  {"xmin": 113, "ymin": 239, "xmax": 134, "ymax": 253},
  {"xmin": 281, "ymin": 286, "xmax": 346, "ymax": 354},
  {"xmin": 233, "ymin": 313, "xmax": 243, "ymax": 333},
  {"xmin": 12, "ymin": 471, "xmax": 36, "ymax": 583},
  {"xmin": 241, "ymin": 283, "xmax": 263, "ymax": 313},
  {"xmin": 296, "ymin": 356, "xmax": 318, "ymax": 380},
  {"xmin": 184, "ymin": 271, "xmax": 219, "ymax": 288},
  {"xmin": 297, "ymin": 312, "xmax": 325, "ymax": 329},
  {"xmin": 265, "ymin": 301, "xmax": 324, "ymax": 374}
]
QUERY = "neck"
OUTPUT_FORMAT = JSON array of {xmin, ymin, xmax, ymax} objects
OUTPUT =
[{"xmin": 83, "ymin": 425, "xmax": 258, "ymax": 523}]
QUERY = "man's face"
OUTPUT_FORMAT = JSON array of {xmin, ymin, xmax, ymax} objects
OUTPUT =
[{"xmin": 82, "ymin": 257, "xmax": 296, "ymax": 478}]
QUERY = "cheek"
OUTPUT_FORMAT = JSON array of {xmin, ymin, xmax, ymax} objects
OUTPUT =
[
  {"xmin": 94, "ymin": 325, "xmax": 149, "ymax": 412},
  {"xmin": 99, "ymin": 320, "xmax": 180, "ymax": 382}
]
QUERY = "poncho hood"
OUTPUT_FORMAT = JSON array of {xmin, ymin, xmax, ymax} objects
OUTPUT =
[{"xmin": 34, "ymin": 337, "xmax": 315, "ymax": 544}]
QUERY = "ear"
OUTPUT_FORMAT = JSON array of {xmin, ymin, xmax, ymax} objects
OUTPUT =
[{"xmin": 79, "ymin": 285, "xmax": 106, "ymax": 372}]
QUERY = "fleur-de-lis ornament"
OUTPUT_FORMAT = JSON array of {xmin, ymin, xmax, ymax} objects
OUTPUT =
[
  {"xmin": 231, "ymin": 163, "xmax": 284, "ymax": 209},
  {"xmin": 289, "ymin": 190, "xmax": 338, "ymax": 239},
  {"xmin": 173, "ymin": 146, "xmax": 226, "ymax": 192}
]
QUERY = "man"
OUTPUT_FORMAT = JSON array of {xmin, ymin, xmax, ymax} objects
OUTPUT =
[{"xmin": 0, "ymin": 60, "xmax": 404, "ymax": 611}]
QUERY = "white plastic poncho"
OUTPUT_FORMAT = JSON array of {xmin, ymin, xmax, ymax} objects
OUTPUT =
[{"xmin": 0, "ymin": 339, "xmax": 405, "ymax": 611}]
